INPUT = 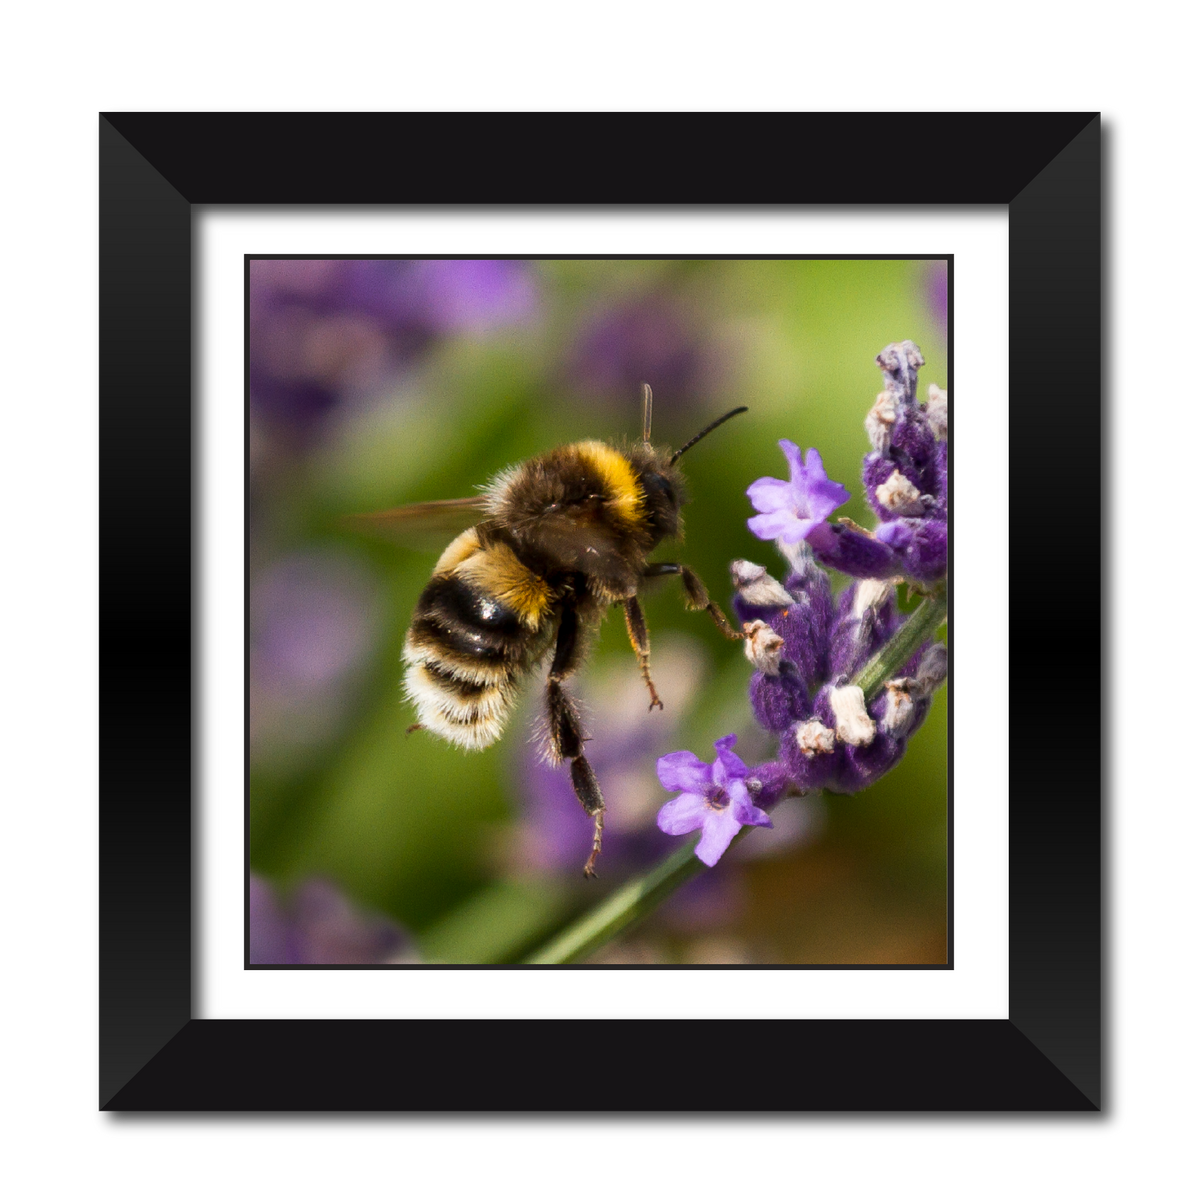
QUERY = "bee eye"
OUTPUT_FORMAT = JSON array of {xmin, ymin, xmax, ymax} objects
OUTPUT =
[{"xmin": 643, "ymin": 473, "xmax": 677, "ymax": 506}]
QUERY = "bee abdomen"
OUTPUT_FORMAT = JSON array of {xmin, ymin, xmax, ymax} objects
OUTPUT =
[
  {"xmin": 408, "ymin": 575, "xmax": 528, "ymax": 668},
  {"xmin": 402, "ymin": 655, "xmax": 520, "ymax": 750},
  {"xmin": 403, "ymin": 570, "xmax": 543, "ymax": 750}
]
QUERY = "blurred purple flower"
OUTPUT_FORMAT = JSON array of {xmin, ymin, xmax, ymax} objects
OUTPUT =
[
  {"xmin": 515, "ymin": 642, "xmax": 707, "ymax": 875},
  {"xmin": 249, "ymin": 258, "xmax": 539, "ymax": 433},
  {"xmin": 569, "ymin": 297, "xmax": 713, "ymax": 408},
  {"xmin": 249, "ymin": 874, "xmax": 413, "ymax": 964},
  {"xmin": 656, "ymin": 735, "xmax": 773, "ymax": 867},
  {"xmin": 249, "ymin": 550, "xmax": 383, "ymax": 756},
  {"xmin": 746, "ymin": 442, "xmax": 851, "ymax": 548}
]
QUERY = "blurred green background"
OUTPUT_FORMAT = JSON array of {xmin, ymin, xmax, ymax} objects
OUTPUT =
[{"xmin": 248, "ymin": 257, "xmax": 948, "ymax": 965}]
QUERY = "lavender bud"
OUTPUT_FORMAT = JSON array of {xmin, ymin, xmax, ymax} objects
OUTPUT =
[
  {"xmin": 743, "ymin": 620, "xmax": 785, "ymax": 674},
  {"xmin": 829, "ymin": 731, "xmax": 907, "ymax": 794},
  {"xmin": 739, "ymin": 552, "xmax": 835, "ymax": 692},
  {"xmin": 730, "ymin": 559, "xmax": 796, "ymax": 623},
  {"xmin": 875, "ymin": 468, "xmax": 927, "ymax": 517},
  {"xmin": 915, "ymin": 641, "xmax": 949, "ymax": 695},
  {"xmin": 890, "ymin": 411, "xmax": 938, "ymax": 481},
  {"xmin": 935, "ymin": 441, "xmax": 948, "ymax": 508},
  {"xmin": 811, "ymin": 523, "xmax": 905, "ymax": 580},
  {"xmin": 880, "ymin": 678, "xmax": 917, "ymax": 737},
  {"xmin": 865, "ymin": 390, "xmax": 897, "ymax": 454},
  {"xmin": 906, "ymin": 523, "xmax": 947, "ymax": 582},
  {"xmin": 749, "ymin": 663, "xmax": 812, "ymax": 733},
  {"xmin": 875, "ymin": 340, "xmax": 924, "ymax": 408},
  {"xmin": 926, "ymin": 384, "xmax": 949, "ymax": 440},
  {"xmin": 779, "ymin": 717, "xmax": 840, "ymax": 792},
  {"xmin": 746, "ymin": 759, "xmax": 793, "ymax": 809},
  {"xmin": 829, "ymin": 684, "xmax": 876, "ymax": 747},
  {"xmin": 830, "ymin": 578, "xmax": 899, "ymax": 679},
  {"xmin": 795, "ymin": 719, "xmax": 836, "ymax": 757}
]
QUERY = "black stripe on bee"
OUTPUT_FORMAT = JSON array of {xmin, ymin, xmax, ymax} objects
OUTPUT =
[
  {"xmin": 410, "ymin": 576, "xmax": 528, "ymax": 663},
  {"xmin": 420, "ymin": 657, "xmax": 502, "ymax": 700}
]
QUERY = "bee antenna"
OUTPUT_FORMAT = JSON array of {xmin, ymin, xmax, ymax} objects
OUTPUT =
[
  {"xmin": 641, "ymin": 382, "xmax": 653, "ymax": 447},
  {"xmin": 670, "ymin": 406, "xmax": 749, "ymax": 464}
]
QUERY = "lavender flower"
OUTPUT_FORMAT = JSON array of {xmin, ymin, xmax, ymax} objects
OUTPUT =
[
  {"xmin": 746, "ymin": 442, "xmax": 850, "ymax": 549},
  {"xmin": 730, "ymin": 336, "xmax": 950, "ymax": 810},
  {"xmin": 655, "ymin": 735, "xmax": 773, "ymax": 866},
  {"xmin": 249, "ymin": 874, "xmax": 414, "ymax": 965},
  {"xmin": 734, "ymin": 550, "xmax": 946, "ymax": 799},
  {"xmin": 746, "ymin": 341, "xmax": 948, "ymax": 583}
]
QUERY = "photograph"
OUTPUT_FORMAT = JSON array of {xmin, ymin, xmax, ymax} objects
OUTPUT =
[{"xmin": 246, "ymin": 256, "xmax": 951, "ymax": 968}]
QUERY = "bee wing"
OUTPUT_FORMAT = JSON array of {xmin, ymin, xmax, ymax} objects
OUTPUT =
[{"xmin": 343, "ymin": 496, "xmax": 489, "ymax": 548}]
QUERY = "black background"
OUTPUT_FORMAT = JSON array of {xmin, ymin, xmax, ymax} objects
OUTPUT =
[{"xmin": 99, "ymin": 112, "xmax": 1099, "ymax": 1112}]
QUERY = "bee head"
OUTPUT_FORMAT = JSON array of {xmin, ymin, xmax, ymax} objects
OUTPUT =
[
  {"xmin": 633, "ymin": 386, "xmax": 747, "ymax": 546},
  {"xmin": 638, "ymin": 455, "xmax": 687, "ymax": 544}
]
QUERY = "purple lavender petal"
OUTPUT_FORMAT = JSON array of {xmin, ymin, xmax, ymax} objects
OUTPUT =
[
  {"xmin": 749, "ymin": 666, "xmax": 812, "ymax": 733},
  {"xmin": 746, "ymin": 759, "xmax": 793, "ymax": 809},
  {"xmin": 875, "ymin": 521, "xmax": 913, "ymax": 550},
  {"xmin": 746, "ymin": 443, "xmax": 849, "ymax": 546},
  {"xmin": 774, "ymin": 560, "xmax": 835, "ymax": 687},
  {"xmin": 779, "ymin": 724, "xmax": 841, "ymax": 792},
  {"xmin": 712, "ymin": 736, "xmax": 749, "ymax": 787},
  {"xmin": 829, "ymin": 732, "xmax": 907, "ymax": 793},
  {"xmin": 934, "ymin": 441, "xmax": 948, "ymax": 515},
  {"xmin": 656, "ymin": 791, "xmax": 710, "ymax": 836},
  {"xmin": 829, "ymin": 583, "xmax": 901, "ymax": 679},
  {"xmin": 812, "ymin": 525, "xmax": 904, "ymax": 579},
  {"xmin": 730, "ymin": 781, "xmax": 773, "ymax": 829},
  {"xmin": 891, "ymin": 409, "xmax": 938, "ymax": 478},
  {"xmin": 806, "ymin": 480, "xmax": 854, "ymax": 520},
  {"xmin": 694, "ymin": 806, "xmax": 744, "ymax": 866},
  {"xmin": 656, "ymin": 751, "xmax": 714, "ymax": 794},
  {"xmin": 863, "ymin": 452, "xmax": 925, "ymax": 523},
  {"xmin": 748, "ymin": 511, "xmax": 813, "ymax": 542},
  {"xmin": 899, "ymin": 518, "xmax": 948, "ymax": 582},
  {"xmin": 746, "ymin": 476, "xmax": 795, "ymax": 514},
  {"xmin": 877, "ymin": 518, "xmax": 947, "ymax": 582}
]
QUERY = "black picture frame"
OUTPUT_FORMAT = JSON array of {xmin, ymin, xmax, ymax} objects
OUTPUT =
[{"xmin": 100, "ymin": 112, "xmax": 1100, "ymax": 1112}]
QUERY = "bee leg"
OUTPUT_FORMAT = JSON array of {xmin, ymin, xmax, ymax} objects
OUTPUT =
[
  {"xmin": 547, "ymin": 602, "xmax": 606, "ymax": 877},
  {"xmin": 643, "ymin": 562, "xmax": 745, "ymax": 640},
  {"xmin": 622, "ymin": 596, "xmax": 663, "ymax": 711}
]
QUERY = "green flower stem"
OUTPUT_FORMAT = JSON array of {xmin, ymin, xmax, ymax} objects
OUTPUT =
[
  {"xmin": 522, "ymin": 593, "xmax": 948, "ymax": 965},
  {"xmin": 854, "ymin": 592, "xmax": 947, "ymax": 701},
  {"xmin": 525, "ymin": 838, "xmax": 707, "ymax": 964}
]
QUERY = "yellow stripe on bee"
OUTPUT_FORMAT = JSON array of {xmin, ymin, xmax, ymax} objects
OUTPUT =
[
  {"xmin": 572, "ymin": 440, "xmax": 645, "ymax": 528},
  {"xmin": 433, "ymin": 527, "xmax": 482, "ymax": 575},
  {"xmin": 454, "ymin": 541, "xmax": 553, "ymax": 628}
]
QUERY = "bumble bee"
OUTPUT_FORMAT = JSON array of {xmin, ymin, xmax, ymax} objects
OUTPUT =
[{"xmin": 354, "ymin": 386, "xmax": 747, "ymax": 876}]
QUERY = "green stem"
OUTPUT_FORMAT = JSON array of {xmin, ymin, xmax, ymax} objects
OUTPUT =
[
  {"xmin": 522, "ymin": 592, "xmax": 947, "ymax": 965},
  {"xmin": 525, "ymin": 839, "xmax": 707, "ymax": 964},
  {"xmin": 854, "ymin": 592, "xmax": 947, "ymax": 701}
]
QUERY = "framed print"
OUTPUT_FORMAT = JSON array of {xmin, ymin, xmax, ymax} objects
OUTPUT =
[{"xmin": 100, "ymin": 112, "xmax": 1100, "ymax": 1110}]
